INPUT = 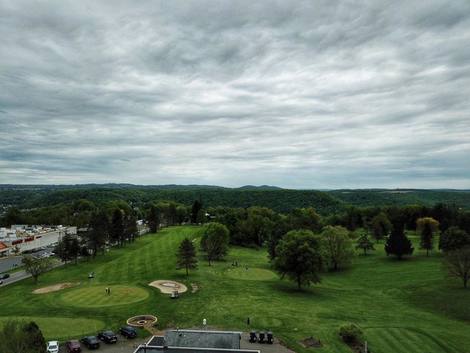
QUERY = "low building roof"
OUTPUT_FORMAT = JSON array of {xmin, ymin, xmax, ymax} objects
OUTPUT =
[{"xmin": 165, "ymin": 330, "xmax": 242, "ymax": 350}]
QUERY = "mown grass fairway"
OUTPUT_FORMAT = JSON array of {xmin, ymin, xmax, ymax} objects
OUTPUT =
[
  {"xmin": 0, "ymin": 226, "xmax": 469, "ymax": 352},
  {"xmin": 0, "ymin": 316, "xmax": 105, "ymax": 340},
  {"xmin": 60, "ymin": 284, "xmax": 149, "ymax": 307}
]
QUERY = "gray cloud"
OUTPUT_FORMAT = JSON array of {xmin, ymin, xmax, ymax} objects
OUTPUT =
[{"xmin": 1, "ymin": 0, "xmax": 470, "ymax": 188}]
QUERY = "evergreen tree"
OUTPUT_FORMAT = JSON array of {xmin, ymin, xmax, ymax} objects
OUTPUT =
[
  {"xmin": 177, "ymin": 238, "xmax": 198, "ymax": 275},
  {"xmin": 110, "ymin": 209, "xmax": 125, "ymax": 246},
  {"xmin": 54, "ymin": 234, "xmax": 80, "ymax": 264},
  {"xmin": 85, "ymin": 210, "xmax": 109, "ymax": 257},
  {"xmin": 147, "ymin": 205, "xmax": 160, "ymax": 233},
  {"xmin": 191, "ymin": 200, "xmax": 203, "ymax": 224},
  {"xmin": 23, "ymin": 321, "xmax": 47, "ymax": 353},
  {"xmin": 0, "ymin": 320, "xmax": 46, "ymax": 353},
  {"xmin": 385, "ymin": 221, "xmax": 414, "ymax": 259},
  {"xmin": 356, "ymin": 232, "xmax": 375, "ymax": 255}
]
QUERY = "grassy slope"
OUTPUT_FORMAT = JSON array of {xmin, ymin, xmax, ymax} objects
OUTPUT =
[{"xmin": 0, "ymin": 226, "xmax": 469, "ymax": 353}]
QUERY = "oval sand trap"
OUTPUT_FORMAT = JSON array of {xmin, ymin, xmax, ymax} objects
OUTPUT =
[
  {"xmin": 149, "ymin": 280, "xmax": 188, "ymax": 294},
  {"xmin": 33, "ymin": 282, "xmax": 78, "ymax": 294},
  {"xmin": 61, "ymin": 285, "xmax": 149, "ymax": 307}
]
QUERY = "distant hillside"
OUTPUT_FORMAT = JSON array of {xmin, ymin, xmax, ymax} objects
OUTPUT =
[
  {"xmin": 329, "ymin": 189, "xmax": 470, "ymax": 209},
  {"xmin": 1, "ymin": 185, "xmax": 470, "ymax": 215},
  {"xmin": 0, "ymin": 184, "xmax": 344, "ymax": 215}
]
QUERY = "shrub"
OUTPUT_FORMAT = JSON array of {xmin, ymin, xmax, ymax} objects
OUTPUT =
[{"xmin": 339, "ymin": 323, "xmax": 364, "ymax": 344}]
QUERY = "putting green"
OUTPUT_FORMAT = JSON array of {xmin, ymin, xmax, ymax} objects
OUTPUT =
[
  {"xmin": 0, "ymin": 316, "xmax": 105, "ymax": 341},
  {"xmin": 225, "ymin": 267, "xmax": 278, "ymax": 281},
  {"xmin": 61, "ymin": 285, "xmax": 149, "ymax": 307}
]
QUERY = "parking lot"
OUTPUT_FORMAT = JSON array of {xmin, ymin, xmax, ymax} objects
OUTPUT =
[{"xmin": 57, "ymin": 335, "xmax": 148, "ymax": 352}]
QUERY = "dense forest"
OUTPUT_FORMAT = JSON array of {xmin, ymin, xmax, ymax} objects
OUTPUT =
[
  {"xmin": 0, "ymin": 184, "xmax": 343, "ymax": 215},
  {"xmin": 1, "ymin": 185, "xmax": 470, "ymax": 217}
]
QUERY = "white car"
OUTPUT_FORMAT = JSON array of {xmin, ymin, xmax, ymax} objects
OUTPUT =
[{"xmin": 46, "ymin": 341, "xmax": 59, "ymax": 353}]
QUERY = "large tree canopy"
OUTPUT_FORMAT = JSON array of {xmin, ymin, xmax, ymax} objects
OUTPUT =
[
  {"xmin": 200, "ymin": 222, "xmax": 230, "ymax": 265},
  {"xmin": 274, "ymin": 230, "xmax": 323, "ymax": 289},
  {"xmin": 320, "ymin": 225, "xmax": 354, "ymax": 271}
]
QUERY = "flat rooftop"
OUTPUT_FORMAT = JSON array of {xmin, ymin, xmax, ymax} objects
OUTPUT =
[
  {"xmin": 134, "ymin": 346, "xmax": 260, "ymax": 353},
  {"xmin": 165, "ymin": 330, "xmax": 242, "ymax": 350}
]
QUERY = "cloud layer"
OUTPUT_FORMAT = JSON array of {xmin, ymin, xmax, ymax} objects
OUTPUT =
[{"xmin": 1, "ymin": 0, "xmax": 470, "ymax": 188}]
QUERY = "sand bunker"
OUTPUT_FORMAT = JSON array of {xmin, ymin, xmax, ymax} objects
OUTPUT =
[
  {"xmin": 149, "ymin": 280, "xmax": 187, "ymax": 294},
  {"xmin": 127, "ymin": 315, "xmax": 158, "ymax": 327},
  {"xmin": 33, "ymin": 282, "xmax": 78, "ymax": 294}
]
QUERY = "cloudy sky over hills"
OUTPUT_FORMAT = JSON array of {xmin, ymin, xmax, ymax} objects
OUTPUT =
[{"xmin": 1, "ymin": 0, "xmax": 469, "ymax": 188}]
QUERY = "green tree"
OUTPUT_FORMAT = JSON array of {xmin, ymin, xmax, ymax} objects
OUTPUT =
[
  {"xmin": 385, "ymin": 221, "xmax": 414, "ymax": 260},
  {"xmin": 356, "ymin": 232, "xmax": 375, "ymax": 255},
  {"xmin": 0, "ymin": 320, "xmax": 46, "ymax": 353},
  {"xmin": 288, "ymin": 207, "xmax": 322, "ymax": 232},
  {"xmin": 443, "ymin": 246, "xmax": 470, "ymax": 288},
  {"xmin": 239, "ymin": 207, "xmax": 276, "ymax": 246},
  {"xmin": 147, "ymin": 205, "xmax": 160, "ymax": 233},
  {"xmin": 200, "ymin": 222, "xmax": 230, "ymax": 265},
  {"xmin": 23, "ymin": 321, "xmax": 47, "ymax": 352},
  {"xmin": 22, "ymin": 256, "xmax": 52, "ymax": 284},
  {"xmin": 54, "ymin": 234, "xmax": 80, "ymax": 264},
  {"xmin": 273, "ymin": 230, "xmax": 323, "ymax": 290},
  {"xmin": 191, "ymin": 200, "xmax": 203, "ymax": 224},
  {"xmin": 439, "ymin": 226, "xmax": 470, "ymax": 252},
  {"xmin": 110, "ymin": 208, "xmax": 125, "ymax": 246},
  {"xmin": 84, "ymin": 210, "xmax": 109, "ymax": 257},
  {"xmin": 417, "ymin": 217, "xmax": 439, "ymax": 256},
  {"xmin": 370, "ymin": 212, "xmax": 392, "ymax": 243},
  {"xmin": 177, "ymin": 238, "xmax": 198, "ymax": 275},
  {"xmin": 320, "ymin": 225, "xmax": 354, "ymax": 271},
  {"xmin": 124, "ymin": 213, "xmax": 138, "ymax": 243}
]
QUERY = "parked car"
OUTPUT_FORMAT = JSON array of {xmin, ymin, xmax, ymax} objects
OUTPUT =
[
  {"xmin": 0, "ymin": 273, "xmax": 10, "ymax": 280},
  {"xmin": 65, "ymin": 340, "xmax": 81, "ymax": 353},
  {"xmin": 46, "ymin": 341, "xmax": 59, "ymax": 353},
  {"xmin": 80, "ymin": 336, "xmax": 100, "ymax": 350},
  {"xmin": 97, "ymin": 330, "xmax": 118, "ymax": 343},
  {"xmin": 119, "ymin": 325, "xmax": 137, "ymax": 338}
]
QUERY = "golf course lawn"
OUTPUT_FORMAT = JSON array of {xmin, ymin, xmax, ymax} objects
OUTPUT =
[
  {"xmin": 0, "ymin": 225, "xmax": 469, "ymax": 353},
  {"xmin": 0, "ymin": 316, "xmax": 105, "ymax": 340}
]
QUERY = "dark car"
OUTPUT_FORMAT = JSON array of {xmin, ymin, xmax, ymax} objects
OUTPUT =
[
  {"xmin": 0, "ymin": 273, "xmax": 10, "ymax": 280},
  {"xmin": 80, "ymin": 336, "xmax": 100, "ymax": 350},
  {"xmin": 119, "ymin": 326, "xmax": 137, "ymax": 339},
  {"xmin": 97, "ymin": 330, "xmax": 118, "ymax": 344},
  {"xmin": 65, "ymin": 340, "xmax": 81, "ymax": 353}
]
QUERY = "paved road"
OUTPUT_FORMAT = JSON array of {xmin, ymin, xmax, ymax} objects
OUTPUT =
[
  {"xmin": 0, "ymin": 259, "xmax": 64, "ymax": 287},
  {"xmin": 0, "ymin": 255, "xmax": 23, "ymax": 273}
]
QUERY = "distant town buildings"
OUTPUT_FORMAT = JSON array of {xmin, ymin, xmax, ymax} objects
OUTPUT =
[{"xmin": 0, "ymin": 225, "xmax": 77, "ymax": 256}]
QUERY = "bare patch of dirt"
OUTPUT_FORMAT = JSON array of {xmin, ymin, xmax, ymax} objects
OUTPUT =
[
  {"xmin": 301, "ymin": 336, "xmax": 322, "ymax": 348},
  {"xmin": 33, "ymin": 282, "xmax": 78, "ymax": 294},
  {"xmin": 148, "ymin": 280, "xmax": 188, "ymax": 294}
]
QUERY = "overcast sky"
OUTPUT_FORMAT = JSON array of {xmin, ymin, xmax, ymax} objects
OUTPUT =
[{"xmin": 1, "ymin": 0, "xmax": 470, "ymax": 189}]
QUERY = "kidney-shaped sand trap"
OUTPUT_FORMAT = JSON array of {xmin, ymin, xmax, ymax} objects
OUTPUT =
[
  {"xmin": 149, "ymin": 280, "xmax": 188, "ymax": 294},
  {"xmin": 33, "ymin": 282, "xmax": 78, "ymax": 294}
]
